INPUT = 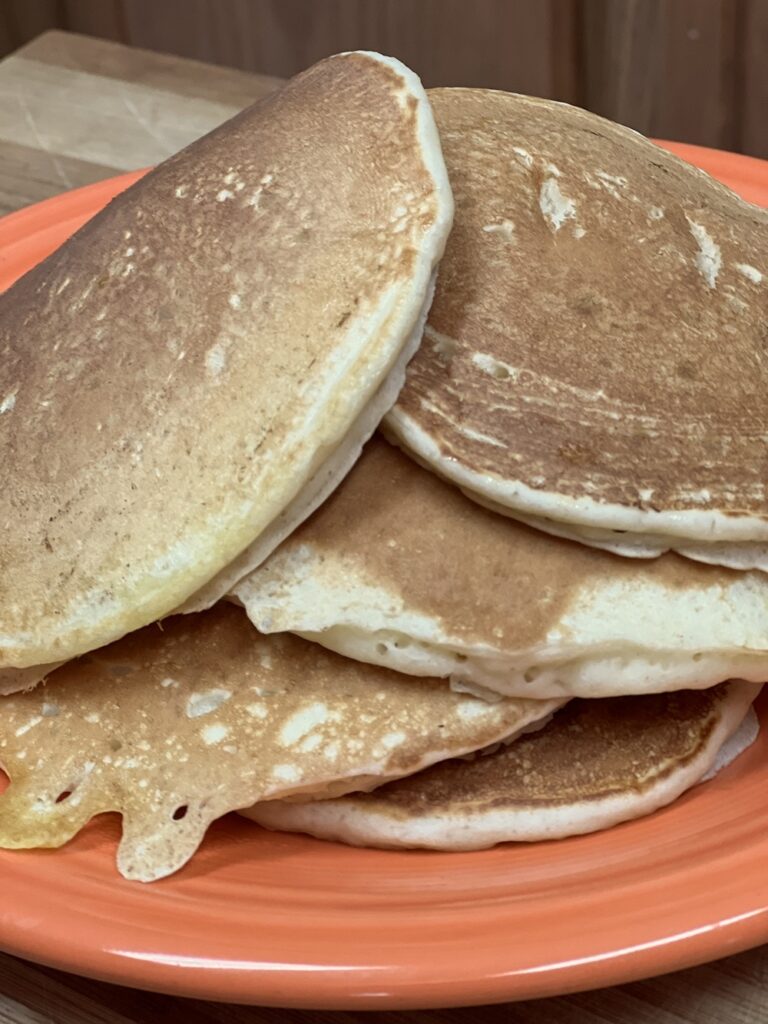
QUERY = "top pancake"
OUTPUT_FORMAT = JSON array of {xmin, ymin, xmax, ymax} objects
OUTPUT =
[
  {"xmin": 0, "ymin": 52, "xmax": 452, "ymax": 675},
  {"xmin": 387, "ymin": 88, "xmax": 768, "ymax": 545}
]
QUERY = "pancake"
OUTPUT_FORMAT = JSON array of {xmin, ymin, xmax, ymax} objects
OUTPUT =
[
  {"xmin": 234, "ymin": 437, "xmax": 768, "ymax": 699},
  {"xmin": 0, "ymin": 604, "xmax": 559, "ymax": 882},
  {"xmin": 384, "ymin": 88, "xmax": 768, "ymax": 570},
  {"xmin": 0, "ymin": 52, "xmax": 453, "ymax": 694},
  {"xmin": 242, "ymin": 681, "xmax": 760, "ymax": 849}
]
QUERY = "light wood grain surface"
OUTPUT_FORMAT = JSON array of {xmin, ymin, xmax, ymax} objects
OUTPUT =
[
  {"xmin": 3, "ymin": 2, "xmax": 768, "ymax": 157},
  {"xmin": 1, "ymin": 28, "xmax": 767, "ymax": 1023}
]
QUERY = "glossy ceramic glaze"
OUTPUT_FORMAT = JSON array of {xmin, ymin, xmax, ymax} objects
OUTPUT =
[{"xmin": 0, "ymin": 144, "xmax": 767, "ymax": 1009}]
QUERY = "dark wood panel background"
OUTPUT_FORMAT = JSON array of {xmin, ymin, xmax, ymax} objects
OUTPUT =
[{"xmin": 1, "ymin": 0, "xmax": 766, "ymax": 157}]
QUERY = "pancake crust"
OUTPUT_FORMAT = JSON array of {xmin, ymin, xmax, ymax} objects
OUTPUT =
[
  {"xmin": 0, "ymin": 52, "xmax": 452, "ymax": 673},
  {"xmin": 0, "ymin": 604, "xmax": 557, "ymax": 881},
  {"xmin": 235, "ymin": 438, "xmax": 768, "ymax": 698},
  {"xmin": 387, "ymin": 88, "xmax": 768, "ymax": 543},
  {"xmin": 244, "ymin": 681, "xmax": 760, "ymax": 848}
]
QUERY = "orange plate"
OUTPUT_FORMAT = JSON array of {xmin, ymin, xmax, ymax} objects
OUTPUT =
[{"xmin": 1, "ymin": 144, "xmax": 768, "ymax": 1010}]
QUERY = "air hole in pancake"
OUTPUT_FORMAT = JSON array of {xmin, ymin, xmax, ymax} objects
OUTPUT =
[
  {"xmin": 55, "ymin": 790, "xmax": 72, "ymax": 804},
  {"xmin": 692, "ymin": 653, "xmax": 703, "ymax": 662},
  {"xmin": 109, "ymin": 738, "xmax": 122, "ymax": 752},
  {"xmin": 376, "ymin": 642, "xmax": 388, "ymax": 655},
  {"xmin": 172, "ymin": 805, "xmax": 188, "ymax": 821},
  {"xmin": 492, "ymin": 365, "xmax": 511, "ymax": 381},
  {"xmin": 523, "ymin": 668, "xmax": 540, "ymax": 683},
  {"xmin": 455, "ymin": 653, "xmax": 468, "ymax": 662}
]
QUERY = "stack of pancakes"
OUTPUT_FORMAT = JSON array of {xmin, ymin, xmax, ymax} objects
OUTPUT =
[{"xmin": 1, "ymin": 54, "xmax": 766, "ymax": 882}]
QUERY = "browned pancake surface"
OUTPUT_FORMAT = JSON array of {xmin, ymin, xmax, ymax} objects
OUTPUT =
[
  {"xmin": 394, "ymin": 89, "xmax": 768, "ymax": 518},
  {"xmin": 250, "ymin": 436, "xmax": 735, "ymax": 649},
  {"xmin": 0, "ymin": 603, "xmax": 551, "ymax": 879},
  {"xmin": 340, "ymin": 685, "xmax": 733, "ymax": 817},
  {"xmin": 0, "ymin": 53, "xmax": 445, "ymax": 668}
]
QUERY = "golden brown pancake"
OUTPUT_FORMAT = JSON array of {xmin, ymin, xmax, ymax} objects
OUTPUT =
[
  {"xmin": 0, "ymin": 52, "xmax": 453, "ymax": 693},
  {"xmin": 243, "ymin": 681, "xmax": 760, "ymax": 848},
  {"xmin": 235, "ymin": 437, "xmax": 768, "ymax": 699},
  {"xmin": 0, "ymin": 604, "xmax": 557, "ymax": 881},
  {"xmin": 386, "ymin": 88, "xmax": 768, "ymax": 569}
]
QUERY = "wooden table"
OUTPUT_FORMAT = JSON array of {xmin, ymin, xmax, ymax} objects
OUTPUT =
[{"xmin": 0, "ymin": 28, "xmax": 766, "ymax": 1024}]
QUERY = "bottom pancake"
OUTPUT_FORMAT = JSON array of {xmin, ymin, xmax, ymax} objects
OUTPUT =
[{"xmin": 242, "ymin": 681, "xmax": 760, "ymax": 849}]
